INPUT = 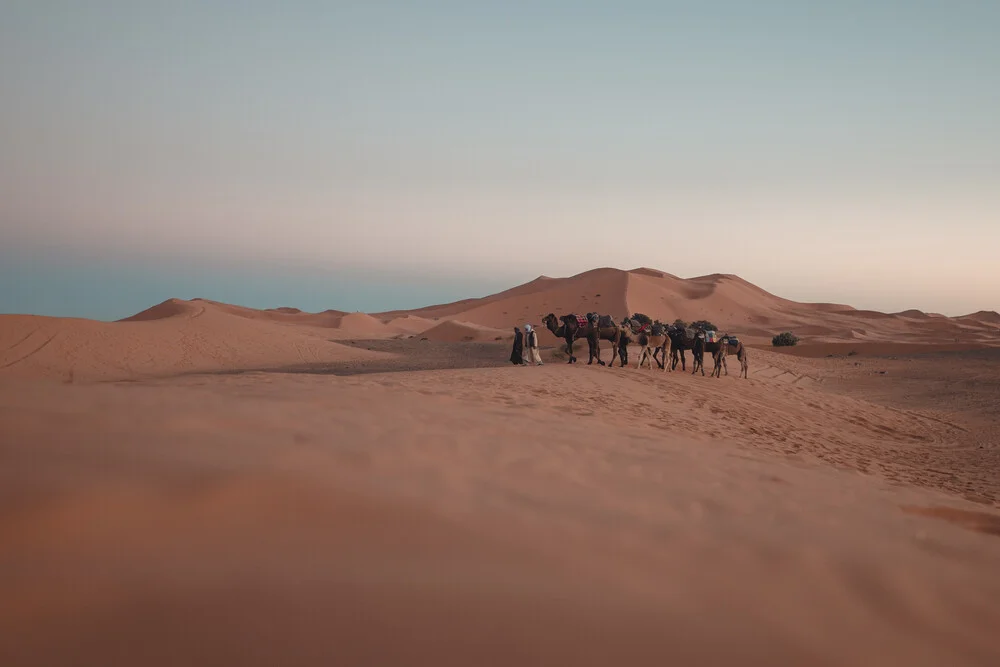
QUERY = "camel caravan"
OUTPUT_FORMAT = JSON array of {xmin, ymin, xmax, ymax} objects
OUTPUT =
[{"xmin": 540, "ymin": 312, "xmax": 749, "ymax": 379}]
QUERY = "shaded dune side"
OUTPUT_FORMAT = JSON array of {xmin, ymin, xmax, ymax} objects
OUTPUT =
[
  {"xmin": 118, "ymin": 298, "xmax": 201, "ymax": 322},
  {"xmin": 419, "ymin": 320, "xmax": 507, "ymax": 343}
]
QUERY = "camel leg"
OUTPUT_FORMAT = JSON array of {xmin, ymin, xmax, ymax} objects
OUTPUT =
[
  {"xmin": 591, "ymin": 339, "xmax": 602, "ymax": 366},
  {"xmin": 566, "ymin": 338, "xmax": 576, "ymax": 364}
]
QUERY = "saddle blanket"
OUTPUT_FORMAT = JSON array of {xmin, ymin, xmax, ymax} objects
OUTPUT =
[
  {"xmin": 575, "ymin": 315, "xmax": 589, "ymax": 328},
  {"xmin": 705, "ymin": 331, "xmax": 719, "ymax": 343}
]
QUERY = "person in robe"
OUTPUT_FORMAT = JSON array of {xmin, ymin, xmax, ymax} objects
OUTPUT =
[
  {"xmin": 524, "ymin": 324, "xmax": 542, "ymax": 365},
  {"xmin": 510, "ymin": 326, "xmax": 524, "ymax": 365}
]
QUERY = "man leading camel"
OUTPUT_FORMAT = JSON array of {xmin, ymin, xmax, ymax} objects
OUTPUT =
[{"xmin": 524, "ymin": 324, "xmax": 543, "ymax": 366}]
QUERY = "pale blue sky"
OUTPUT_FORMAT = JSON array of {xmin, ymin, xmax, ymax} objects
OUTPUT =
[{"xmin": 1, "ymin": 1, "xmax": 998, "ymax": 320}]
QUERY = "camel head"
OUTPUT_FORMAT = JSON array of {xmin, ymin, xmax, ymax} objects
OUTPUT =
[
  {"xmin": 542, "ymin": 313, "xmax": 568, "ymax": 336},
  {"xmin": 622, "ymin": 317, "xmax": 650, "ymax": 334}
]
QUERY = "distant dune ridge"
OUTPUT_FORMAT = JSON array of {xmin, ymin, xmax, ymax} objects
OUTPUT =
[{"xmin": 1, "ymin": 267, "xmax": 997, "ymax": 382}]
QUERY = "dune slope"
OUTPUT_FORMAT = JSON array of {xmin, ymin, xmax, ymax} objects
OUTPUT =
[{"xmin": 0, "ymin": 301, "xmax": 389, "ymax": 382}]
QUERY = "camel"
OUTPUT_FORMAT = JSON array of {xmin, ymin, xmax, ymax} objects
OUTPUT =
[
  {"xmin": 668, "ymin": 325, "xmax": 694, "ymax": 371},
  {"xmin": 635, "ymin": 330, "xmax": 657, "ymax": 370},
  {"xmin": 541, "ymin": 313, "xmax": 623, "ymax": 365},
  {"xmin": 541, "ymin": 313, "xmax": 596, "ymax": 364},
  {"xmin": 595, "ymin": 316, "xmax": 629, "ymax": 368},
  {"xmin": 691, "ymin": 331, "xmax": 707, "ymax": 375},
  {"xmin": 608, "ymin": 321, "xmax": 633, "ymax": 368},
  {"xmin": 711, "ymin": 335, "xmax": 749, "ymax": 379},
  {"xmin": 671, "ymin": 326, "xmax": 727, "ymax": 375},
  {"xmin": 666, "ymin": 325, "xmax": 718, "ymax": 372},
  {"xmin": 622, "ymin": 316, "xmax": 672, "ymax": 372}
]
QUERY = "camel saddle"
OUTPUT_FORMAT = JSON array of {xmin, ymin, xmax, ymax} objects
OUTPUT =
[
  {"xmin": 650, "ymin": 323, "xmax": 665, "ymax": 336},
  {"xmin": 597, "ymin": 314, "xmax": 614, "ymax": 328},
  {"xmin": 574, "ymin": 315, "xmax": 589, "ymax": 328}
]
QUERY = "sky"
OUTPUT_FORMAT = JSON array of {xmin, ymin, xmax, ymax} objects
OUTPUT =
[{"xmin": 1, "ymin": 0, "xmax": 998, "ymax": 320}]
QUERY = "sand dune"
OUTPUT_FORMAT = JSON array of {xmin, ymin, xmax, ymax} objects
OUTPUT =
[
  {"xmin": 374, "ymin": 268, "xmax": 1000, "ymax": 347},
  {"xmin": 3, "ymin": 267, "xmax": 996, "ymax": 385},
  {"xmin": 386, "ymin": 315, "xmax": 436, "ymax": 334},
  {"xmin": 378, "ymin": 268, "xmax": 630, "ymax": 329},
  {"xmin": 334, "ymin": 312, "xmax": 390, "ymax": 337},
  {"xmin": 119, "ymin": 297, "xmax": 200, "ymax": 322},
  {"xmin": 0, "ymin": 301, "xmax": 388, "ymax": 382},
  {"xmin": 419, "ymin": 320, "xmax": 507, "ymax": 343},
  {"xmin": 960, "ymin": 310, "xmax": 1000, "ymax": 326}
]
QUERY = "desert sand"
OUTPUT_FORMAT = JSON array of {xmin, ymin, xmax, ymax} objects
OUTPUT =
[{"xmin": 2, "ymin": 268, "xmax": 1000, "ymax": 666}]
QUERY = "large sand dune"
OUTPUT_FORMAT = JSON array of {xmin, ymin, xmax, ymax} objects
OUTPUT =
[
  {"xmin": 1, "ymin": 299, "xmax": 389, "ymax": 382},
  {"xmin": 375, "ymin": 268, "xmax": 999, "ymax": 347},
  {"xmin": 2, "ymin": 266, "xmax": 996, "ymax": 382}
]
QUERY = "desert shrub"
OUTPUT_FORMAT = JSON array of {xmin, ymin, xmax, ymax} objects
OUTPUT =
[
  {"xmin": 691, "ymin": 320, "xmax": 718, "ymax": 331},
  {"xmin": 772, "ymin": 332, "xmax": 799, "ymax": 347}
]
